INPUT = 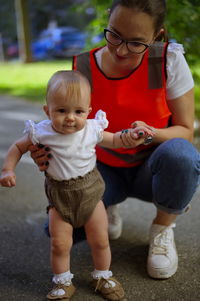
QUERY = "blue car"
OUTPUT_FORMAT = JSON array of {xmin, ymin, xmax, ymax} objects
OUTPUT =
[
  {"xmin": 7, "ymin": 26, "xmax": 86, "ymax": 60},
  {"xmin": 34, "ymin": 26, "xmax": 86, "ymax": 59}
]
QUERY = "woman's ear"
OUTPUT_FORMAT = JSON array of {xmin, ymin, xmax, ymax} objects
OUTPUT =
[
  {"xmin": 43, "ymin": 105, "xmax": 50, "ymax": 118},
  {"xmin": 88, "ymin": 107, "xmax": 92, "ymax": 115},
  {"xmin": 155, "ymin": 28, "xmax": 166, "ymax": 41}
]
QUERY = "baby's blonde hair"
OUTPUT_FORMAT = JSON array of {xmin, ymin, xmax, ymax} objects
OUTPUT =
[{"xmin": 46, "ymin": 70, "xmax": 91, "ymax": 104}]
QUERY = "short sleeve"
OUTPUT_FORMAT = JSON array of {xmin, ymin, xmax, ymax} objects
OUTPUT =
[
  {"xmin": 23, "ymin": 120, "xmax": 40, "ymax": 144},
  {"xmin": 88, "ymin": 110, "xmax": 109, "ymax": 143},
  {"xmin": 94, "ymin": 110, "xmax": 109, "ymax": 129},
  {"xmin": 166, "ymin": 43, "xmax": 194, "ymax": 100}
]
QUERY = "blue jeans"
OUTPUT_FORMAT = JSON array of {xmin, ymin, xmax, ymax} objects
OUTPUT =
[
  {"xmin": 44, "ymin": 138, "xmax": 200, "ymax": 240},
  {"xmin": 97, "ymin": 138, "xmax": 200, "ymax": 214}
]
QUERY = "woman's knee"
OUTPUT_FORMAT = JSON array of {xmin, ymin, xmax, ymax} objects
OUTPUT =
[
  {"xmin": 149, "ymin": 138, "xmax": 200, "ymax": 174},
  {"xmin": 149, "ymin": 138, "xmax": 200, "ymax": 213}
]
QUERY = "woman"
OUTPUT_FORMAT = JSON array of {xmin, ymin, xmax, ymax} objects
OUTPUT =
[{"xmin": 30, "ymin": 0, "xmax": 200, "ymax": 280}]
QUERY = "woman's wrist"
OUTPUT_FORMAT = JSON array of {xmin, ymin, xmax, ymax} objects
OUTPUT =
[{"xmin": 143, "ymin": 126, "xmax": 156, "ymax": 145}]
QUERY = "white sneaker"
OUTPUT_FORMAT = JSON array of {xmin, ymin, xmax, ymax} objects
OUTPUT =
[
  {"xmin": 147, "ymin": 223, "xmax": 178, "ymax": 279},
  {"xmin": 107, "ymin": 205, "xmax": 122, "ymax": 240}
]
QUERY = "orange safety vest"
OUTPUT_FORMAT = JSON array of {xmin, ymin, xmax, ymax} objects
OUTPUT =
[{"xmin": 73, "ymin": 42, "xmax": 171, "ymax": 167}]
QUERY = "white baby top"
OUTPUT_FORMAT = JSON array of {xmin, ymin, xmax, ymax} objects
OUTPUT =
[{"xmin": 24, "ymin": 110, "xmax": 108, "ymax": 181}]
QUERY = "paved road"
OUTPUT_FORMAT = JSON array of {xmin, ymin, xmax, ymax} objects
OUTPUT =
[{"xmin": 0, "ymin": 95, "xmax": 200, "ymax": 301}]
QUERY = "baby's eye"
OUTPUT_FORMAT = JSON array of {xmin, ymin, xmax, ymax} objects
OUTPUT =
[
  {"xmin": 76, "ymin": 110, "xmax": 84, "ymax": 115},
  {"xmin": 58, "ymin": 108, "xmax": 65, "ymax": 113}
]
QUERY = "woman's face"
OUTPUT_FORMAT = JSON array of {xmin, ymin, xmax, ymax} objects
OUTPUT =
[{"xmin": 106, "ymin": 5, "xmax": 157, "ymax": 71}]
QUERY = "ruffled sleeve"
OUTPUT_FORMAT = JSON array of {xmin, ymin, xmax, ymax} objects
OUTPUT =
[
  {"xmin": 167, "ymin": 42, "xmax": 185, "ymax": 54},
  {"xmin": 87, "ymin": 110, "xmax": 109, "ymax": 143},
  {"xmin": 23, "ymin": 120, "xmax": 40, "ymax": 144},
  {"xmin": 94, "ymin": 110, "xmax": 109, "ymax": 129}
]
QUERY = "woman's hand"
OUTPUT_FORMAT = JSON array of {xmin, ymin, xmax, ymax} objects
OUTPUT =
[
  {"xmin": 120, "ymin": 125, "xmax": 155, "ymax": 148},
  {"xmin": 131, "ymin": 120, "xmax": 155, "ymax": 132},
  {"xmin": 28, "ymin": 144, "xmax": 52, "ymax": 171}
]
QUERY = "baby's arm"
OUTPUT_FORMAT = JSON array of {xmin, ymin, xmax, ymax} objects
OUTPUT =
[
  {"xmin": 98, "ymin": 131, "xmax": 122, "ymax": 149},
  {"xmin": 0, "ymin": 135, "xmax": 32, "ymax": 187},
  {"xmin": 99, "ymin": 126, "xmax": 155, "ymax": 149}
]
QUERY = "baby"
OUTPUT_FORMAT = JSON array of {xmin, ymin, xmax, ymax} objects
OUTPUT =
[{"xmin": 0, "ymin": 70, "xmax": 154, "ymax": 300}]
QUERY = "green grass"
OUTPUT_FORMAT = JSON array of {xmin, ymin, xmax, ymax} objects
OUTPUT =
[
  {"xmin": 0, "ymin": 60, "xmax": 72, "ymax": 103},
  {"xmin": 0, "ymin": 59, "xmax": 199, "ymax": 118}
]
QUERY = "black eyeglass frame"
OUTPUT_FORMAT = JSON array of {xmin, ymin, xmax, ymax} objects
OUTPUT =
[{"xmin": 104, "ymin": 28, "xmax": 150, "ymax": 54}]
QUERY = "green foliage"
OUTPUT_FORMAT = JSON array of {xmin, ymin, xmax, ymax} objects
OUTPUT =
[
  {"xmin": 28, "ymin": 0, "xmax": 92, "ymax": 35},
  {"xmin": 80, "ymin": 1, "xmax": 109, "ymax": 49},
  {"xmin": 166, "ymin": 0, "xmax": 200, "ymax": 62},
  {"xmin": 84, "ymin": 0, "xmax": 200, "ymax": 63},
  {"xmin": 0, "ymin": 0, "xmax": 16, "ymax": 44},
  {"xmin": 0, "ymin": 60, "xmax": 72, "ymax": 102},
  {"xmin": 0, "ymin": 0, "xmax": 94, "ymax": 50},
  {"xmin": 191, "ymin": 64, "xmax": 200, "ymax": 117}
]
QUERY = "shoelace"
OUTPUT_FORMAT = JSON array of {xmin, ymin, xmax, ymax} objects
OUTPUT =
[
  {"xmin": 50, "ymin": 281, "xmax": 71, "ymax": 296},
  {"xmin": 151, "ymin": 224, "xmax": 176, "ymax": 255},
  {"xmin": 95, "ymin": 278, "xmax": 113, "ymax": 292}
]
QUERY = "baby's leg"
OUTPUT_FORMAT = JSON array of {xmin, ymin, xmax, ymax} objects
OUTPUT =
[
  {"xmin": 85, "ymin": 200, "xmax": 111, "ymax": 270},
  {"xmin": 49, "ymin": 208, "xmax": 73, "ymax": 274},
  {"xmin": 47, "ymin": 208, "xmax": 75, "ymax": 300},
  {"xmin": 85, "ymin": 201, "xmax": 125, "ymax": 300}
]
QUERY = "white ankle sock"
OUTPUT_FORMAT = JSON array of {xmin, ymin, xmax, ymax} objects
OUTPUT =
[
  {"xmin": 91, "ymin": 269, "xmax": 116, "ymax": 288},
  {"xmin": 51, "ymin": 271, "xmax": 73, "ymax": 296}
]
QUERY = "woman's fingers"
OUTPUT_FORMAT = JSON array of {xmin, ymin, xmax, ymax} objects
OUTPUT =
[
  {"xmin": 120, "ymin": 126, "xmax": 155, "ymax": 148},
  {"xmin": 131, "ymin": 121, "xmax": 156, "ymax": 134},
  {"xmin": 38, "ymin": 162, "xmax": 49, "ymax": 172},
  {"xmin": 131, "ymin": 121, "xmax": 147, "ymax": 128},
  {"xmin": 28, "ymin": 144, "xmax": 52, "ymax": 171}
]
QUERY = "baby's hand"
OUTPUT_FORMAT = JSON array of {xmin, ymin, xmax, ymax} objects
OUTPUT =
[{"xmin": 0, "ymin": 170, "xmax": 16, "ymax": 187}]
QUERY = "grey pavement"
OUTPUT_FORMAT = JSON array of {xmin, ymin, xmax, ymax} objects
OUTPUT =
[{"xmin": 0, "ymin": 95, "xmax": 200, "ymax": 301}]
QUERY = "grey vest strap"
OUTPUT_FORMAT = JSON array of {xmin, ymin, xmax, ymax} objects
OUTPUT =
[
  {"xmin": 148, "ymin": 42, "xmax": 166, "ymax": 89},
  {"xmin": 76, "ymin": 51, "xmax": 92, "ymax": 89}
]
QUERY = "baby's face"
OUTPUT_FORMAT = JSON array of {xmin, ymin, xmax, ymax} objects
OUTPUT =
[{"xmin": 44, "ymin": 83, "xmax": 91, "ymax": 134}]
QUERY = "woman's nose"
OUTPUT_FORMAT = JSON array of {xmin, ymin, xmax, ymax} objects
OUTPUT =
[{"xmin": 116, "ymin": 42, "xmax": 129, "ymax": 56}]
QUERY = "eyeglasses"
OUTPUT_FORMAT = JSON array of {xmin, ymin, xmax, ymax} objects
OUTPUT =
[{"xmin": 104, "ymin": 28, "xmax": 150, "ymax": 54}]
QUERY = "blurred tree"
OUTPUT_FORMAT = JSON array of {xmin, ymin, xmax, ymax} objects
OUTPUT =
[
  {"xmin": 15, "ymin": 0, "xmax": 33, "ymax": 63},
  {"xmin": 77, "ymin": 0, "xmax": 110, "ymax": 49},
  {"xmin": 166, "ymin": 0, "xmax": 200, "ymax": 63},
  {"xmin": 0, "ymin": 0, "xmax": 16, "ymax": 51},
  {"xmin": 0, "ymin": 0, "xmax": 95, "ymax": 59},
  {"xmin": 29, "ymin": 0, "xmax": 94, "ymax": 38},
  {"xmin": 0, "ymin": 0, "xmax": 199, "ymax": 63}
]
